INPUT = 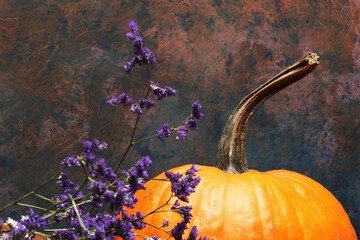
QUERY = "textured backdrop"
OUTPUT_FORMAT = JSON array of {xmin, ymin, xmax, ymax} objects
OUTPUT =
[{"xmin": 0, "ymin": 0, "xmax": 359, "ymax": 235}]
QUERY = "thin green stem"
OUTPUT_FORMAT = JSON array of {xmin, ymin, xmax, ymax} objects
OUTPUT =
[
  {"xmin": 132, "ymin": 134, "xmax": 157, "ymax": 145},
  {"xmin": 71, "ymin": 197, "xmax": 92, "ymax": 235},
  {"xmin": 115, "ymin": 64, "xmax": 153, "ymax": 174},
  {"xmin": 139, "ymin": 221, "xmax": 170, "ymax": 235},
  {"xmin": 43, "ymin": 228, "xmax": 75, "ymax": 232},
  {"xmin": 17, "ymin": 202, "xmax": 50, "ymax": 211},
  {"xmin": 34, "ymin": 193, "xmax": 53, "ymax": 202},
  {"xmin": 42, "ymin": 194, "xmax": 91, "ymax": 218},
  {"xmin": 0, "ymin": 169, "xmax": 62, "ymax": 213},
  {"xmin": 142, "ymin": 193, "xmax": 174, "ymax": 219},
  {"xmin": 131, "ymin": 122, "xmax": 186, "ymax": 146}
]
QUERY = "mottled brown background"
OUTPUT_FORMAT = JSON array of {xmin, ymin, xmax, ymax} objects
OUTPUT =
[{"xmin": 0, "ymin": 0, "xmax": 359, "ymax": 235}]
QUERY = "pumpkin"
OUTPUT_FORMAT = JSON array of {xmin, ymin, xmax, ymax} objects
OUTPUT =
[{"xmin": 123, "ymin": 53, "xmax": 357, "ymax": 239}]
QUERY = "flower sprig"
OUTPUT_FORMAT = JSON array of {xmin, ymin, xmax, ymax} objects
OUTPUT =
[{"xmin": 0, "ymin": 20, "xmax": 206, "ymax": 240}]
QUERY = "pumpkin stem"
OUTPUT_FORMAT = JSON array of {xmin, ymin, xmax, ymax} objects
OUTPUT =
[{"xmin": 216, "ymin": 52, "xmax": 319, "ymax": 174}]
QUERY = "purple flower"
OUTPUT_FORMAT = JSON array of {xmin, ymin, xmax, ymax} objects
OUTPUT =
[
  {"xmin": 107, "ymin": 92, "xmax": 133, "ymax": 106},
  {"xmin": 83, "ymin": 139, "xmax": 108, "ymax": 152},
  {"xmin": 125, "ymin": 156, "xmax": 152, "ymax": 192},
  {"xmin": 139, "ymin": 98, "xmax": 155, "ymax": 109},
  {"xmin": 128, "ymin": 20, "xmax": 138, "ymax": 32},
  {"xmin": 130, "ymin": 212, "xmax": 146, "ymax": 230},
  {"xmin": 162, "ymin": 219, "xmax": 169, "ymax": 227},
  {"xmin": 184, "ymin": 101, "xmax": 204, "ymax": 131},
  {"xmin": 171, "ymin": 220, "xmax": 187, "ymax": 240},
  {"xmin": 188, "ymin": 226, "xmax": 199, "ymax": 240},
  {"xmin": 176, "ymin": 125, "xmax": 188, "ymax": 141},
  {"xmin": 191, "ymin": 101, "xmax": 204, "ymax": 120},
  {"xmin": 56, "ymin": 169, "xmax": 75, "ymax": 192},
  {"xmin": 60, "ymin": 155, "xmax": 80, "ymax": 167},
  {"xmin": 156, "ymin": 122, "xmax": 172, "ymax": 141},
  {"xmin": 178, "ymin": 205, "xmax": 193, "ymax": 224},
  {"xmin": 6, "ymin": 217, "xmax": 28, "ymax": 239},
  {"xmin": 130, "ymin": 104, "xmax": 143, "ymax": 115},
  {"xmin": 129, "ymin": 98, "xmax": 156, "ymax": 115},
  {"xmin": 165, "ymin": 165, "xmax": 201, "ymax": 203},
  {"xmin": 124, "ymin": 20, "xmax": 156, "ymax": 73},
  {"xmin": 89, "ymin": 181, "xmax": 107, "ymax": 208},
  {"xmin": 114, "ymin": 214, "xmax": 135, "ymax": 240},
  {"xmin": 186, "ymin": 116, "xmax": 198, "ymax": 130},
  {"xmin": 150, "ymin": 81, "xmax": 177, "ymax": 100},
  {"xmin": 20, "ymin": 208, "xmax": 48, "ymax": 232}
]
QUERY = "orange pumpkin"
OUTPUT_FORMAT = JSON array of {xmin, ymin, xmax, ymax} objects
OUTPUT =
[{"xmin": 123, "ymin": 53, "xmax": 357, "ymax": 239}]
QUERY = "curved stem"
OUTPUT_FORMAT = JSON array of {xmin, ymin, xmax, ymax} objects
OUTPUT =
[
  {"xmin": 114, "ymin": 64, "xmax": 152, "ymax": 173},
  {"xmin": 216, "ymin": 52, "xmax": 319, "ymax": 174}
]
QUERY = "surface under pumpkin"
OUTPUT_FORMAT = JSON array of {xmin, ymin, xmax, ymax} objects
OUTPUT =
[{"xmin": 119, "ymin": 53, "xmax": 357, "ymax": 239}]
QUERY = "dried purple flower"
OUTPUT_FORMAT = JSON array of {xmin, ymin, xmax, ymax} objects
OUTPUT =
[
  {"xmin": 6, "ymin": 217, "xmax": 28, "ymax": 239},
  {"xmin": 20, "ymin": 208, "xmax": 48, "ymax": 232},
  {"xmin": 165, "ymin": 165, "xmax": 201, "ymax": 203},
  {"xmin": 60, "ymin": 155, "xmax": 80, "ymax": 167},
  {"xmin": 56, "ymin": 169, "xmax": 75, "ymax": 193},
  {"xmin": 186, "ymin": 116, "xmax": 198, "ymax": 130},
  {"xmin": 178, "ymin": 205, "xmax": 193, "ymax": 224},
  {"xmin": 107, "ymin": 92, "xmax": 133, "ymax": 106},
  {"xmin": 139, "ymin": 98, "xmax": 155, "ymax": 109},
  {"xmin": 171, "ymin": 220, "xmax": 187, "ymax": 240},
  {"xmin": 130, "ymin": 104, "xmax": 143, "ymax": 115},
  {"xmin": 150, "ymin": 81, "xmax": 177, "ymax": 100},
  {"xmin": 188, "ymin": 226, "xmax": 199, "ymax": 240},
  {"xmin": 176, "ymin": 125, "xmax": 188, "ymax": 141},
  {"xmin": 156, "ymin": 122, "xmax": 172, "ymax": 141},
  {"xmin": 191, "ymin": 100, "xmax": 204, "ymax": 120},
  {"xmin": 124, "ymin": 20, "xmax": 156, "ymax": 73},
  {"xmin": 162, "ymin": 219, "xmax": 169, "ymax": 228}
]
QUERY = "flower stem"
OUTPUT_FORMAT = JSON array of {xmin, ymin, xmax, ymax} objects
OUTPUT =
[
  {"xmin": 0, "ymin": 169, "xmax": 62, "ymax": 213},
  {"xmin": 71, "ymin": 197, "xmax": 92, "ymax": 235},
  {"xmin": 17, "ymin": 202, "xmax": 50, "ymax": 211},
  {"xmin": 114, "ymin": 64, "xmax": 152, "ymax": 173},
  {"xmin": 34, "ymin": 193, "xmax": 53, "ymax": 203}
]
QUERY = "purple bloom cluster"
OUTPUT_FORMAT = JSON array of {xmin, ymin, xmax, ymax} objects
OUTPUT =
[
  {"xmin": 3, "ymin": 208, "xmax": 49, "ymax": 240},
  {"xmin": 130, "ymin": 98, "xmax": 156, "ymax": 115},
  {"xmin": 124, "ymin": 21, "xmax": 156, "ymax": 73},
  {"xmin": 150, "ymin": 80, "xmax": 177, "ymax": 100},
  {"xmin": 122, "ymin": 156, "xmax": 152, "ymax": 193},
  {"xmin": 156, "ymin": 122, "xmax": 172, "ymax": 141},
  {"xmin": 176, "ymin": 125, "xmax": 188, "ymax": 141},
  {"xmin": 185, "ymin": 101, "xmax": 204, "ymax": 131},
  {"xmin": 165, "ymin": 165, "xmax": 208, "ymax": 240},
  {"xmin": 106, "ymin": 92, "xmax": 133, "ymax": 106},
  {"xmin": 155, "ymin": 101, "xmax": 204, "ymax": 142},
  {"xmin": 52, "ymin": 142, "xmax": 155, "ymax": 239},
  {"xmin": 165, "ymin": 165, "xmax": 201, "ymax": 203}
]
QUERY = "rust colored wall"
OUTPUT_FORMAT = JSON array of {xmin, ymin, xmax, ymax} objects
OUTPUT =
[{"xmin": 0, "ymin": 0, "xmax": 359, "ymax": 235}]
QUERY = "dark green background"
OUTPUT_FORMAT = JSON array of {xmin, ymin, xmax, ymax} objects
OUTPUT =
[{"xmin": 0, "ymin": 0, "xmax": 359, "ymax": 235}]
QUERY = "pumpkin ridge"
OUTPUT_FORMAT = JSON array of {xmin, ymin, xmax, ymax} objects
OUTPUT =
[
  {"xmin": 261, "ymin": 173, "xmax": 305, "ymax": 238},
  {"xmin": 263, "ymin": 171, "xmax": 355, "ymax": 238},
  {"xmin": 222, "ymin": 172, "xmax": 231, "ymax": 239},
  {"xmin": 250, "ymin": 173, "xmax": 267, "ymax": 240}
]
